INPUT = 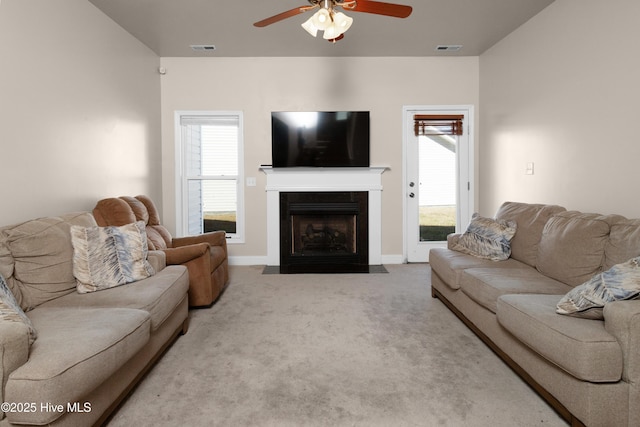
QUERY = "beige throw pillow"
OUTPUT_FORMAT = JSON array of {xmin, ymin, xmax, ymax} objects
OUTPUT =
[
  {"xmin": 556, "ymin": 256, "xmax": 640, "ymax": 319},
  {"xmin": 452, "ymin": 213, "xmax": 517, "ymax": 261},
  {"xmin": 0, "ymin": 273, "xmax": 37, "ymax": 344},
  {"xmin": 71, "ymin": 221, "xmax": 155, "ymax": 293}
]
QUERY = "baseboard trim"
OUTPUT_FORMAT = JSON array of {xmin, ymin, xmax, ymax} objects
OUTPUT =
[
  {"xmin": 228, "ymin": 256, "xmax": 268, "ymax": 266},
  {"xmin": 381, "ymin": 254, "xmax": 404, "ymax": 264}
]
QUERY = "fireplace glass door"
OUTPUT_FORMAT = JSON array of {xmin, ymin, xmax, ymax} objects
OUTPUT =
[{"xmin": 291, "ymin": 214, "xmax": 357, "ymax": 256}]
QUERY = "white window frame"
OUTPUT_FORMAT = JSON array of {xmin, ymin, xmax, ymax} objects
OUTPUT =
[{"xmin": 174, "ymin": 110, "xmax": 245, "ymax": 243}]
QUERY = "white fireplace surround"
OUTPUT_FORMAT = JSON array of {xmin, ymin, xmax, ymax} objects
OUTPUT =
[{"xmin": 261, "ymin": 166, "xmax": 387, "ymax": 266}]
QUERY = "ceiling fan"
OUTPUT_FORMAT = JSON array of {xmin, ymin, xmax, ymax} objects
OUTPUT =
[{"xmin": 253, "ymin": 0, "xmax": 413, "ymax": 43}]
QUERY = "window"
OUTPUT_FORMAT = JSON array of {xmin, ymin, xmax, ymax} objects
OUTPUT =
[{"xmin": 176, "ymin": 111, "xmax": 244, "ymax": 242}]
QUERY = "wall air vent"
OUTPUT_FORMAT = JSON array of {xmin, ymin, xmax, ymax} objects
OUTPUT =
[
  {"xmin": 435, "ymin": 45, "xmax": 462, "ymax": 52},
  {"xmin": 190, "ymin": 45, "xmax": 216, "ymax": 51}
]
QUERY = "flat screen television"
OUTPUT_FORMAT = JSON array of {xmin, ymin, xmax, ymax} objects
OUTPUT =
[{"xmin": 271, "ymin": 111, "xmax": 370, "ymax": 168}]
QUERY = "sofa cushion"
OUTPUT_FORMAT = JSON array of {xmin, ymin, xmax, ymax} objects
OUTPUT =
[
  {"xmin": 556, "ymin": 256, "xmax": 640, "ymax": 319},
  {"xmin": 451, "ymin": 213, "xmax": 517, "ymax": 261},
  {"xmin": 429, "ymin": 248, "xmax": 523, "ymax": 290},
  {"xmin": 536, "ymin": 211, "xmax": 614, "ymax": 287},
  {"xmin": 495, "ymin": 202, "xmax": 566, "ymax": 267},
  {"xmin": 461, "ymin": 267, "xmax": 571, "ymax": 313},
  {"xmin": 39, "ymin": 265, "xmax": 189, "ymax": 331},
  {"xmin": 5, "ymin": 307, "xmax": 150, "ymax": 425},
  {"xmin": 497, "ymin": 294, "xmax": 622, "ymax": 382},
  {"xmin": 0, "ymin": 274, "xmax": 36, "ymax": 345},
  {"xmin": 70, "ymin": 221, "xmax": 155, "ymax": 293},
  {"xmin": 604, "ymin": 216, "xmax": 640, "ymax": 270},
  {"xmin": 0, "ymin": 213, "xmax": 97, "ymax": 311}
]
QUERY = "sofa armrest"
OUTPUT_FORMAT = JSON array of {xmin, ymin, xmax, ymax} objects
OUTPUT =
[
  {"xmin": 447, "ymin": 233, "xmax": 462, "ymax": 249},
  {"xmin": 1, "ymin": 321, "xmax": 31, "ymax": 420},
  {"xmin": 173, "ymin": 231, "xmax": 227, "ymax": 248},
  {"xmin": 163, "ymin": 243, "xmax": 210, "ymax": 265},
  {"xmin": 603, "ymin": 300, "xmax": 640, "ymax": 384},
  {"xmin": 147, "ymin": 250, "xmax": 166, "ymax": 272}
]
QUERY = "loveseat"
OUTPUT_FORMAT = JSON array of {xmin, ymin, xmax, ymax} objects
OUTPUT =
[
  {"xmin": 0, "ymin": 212, "xmax": 190, "ymax": 426},
  {"xmin": 430, "ymin": 201, "xmax": 640, "ymax": 427}
]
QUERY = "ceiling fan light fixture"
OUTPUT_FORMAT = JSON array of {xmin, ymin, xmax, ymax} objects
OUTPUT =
[
  {"xmin": 312, "ymin": 8, "xmax": 331, "ymax": 30},
  {"xmin": 322, "ymin": 22, "xmax": 341, "ymax": 40},
  {"xmin": 301, "ymin": 16, "xmax": 319, "ymax": 37},
  {"xmin": 326, "ymin": 33, "xmax": 345, "ymax": 43},
  {"xmin": 332, "ymin": 11, "xmax": 353, "ymax": 32}
]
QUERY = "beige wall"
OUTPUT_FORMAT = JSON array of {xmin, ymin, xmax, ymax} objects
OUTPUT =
[
  {"xmin": 17, "ymin": 0, "xmax": 631, "ymax": 260},
  {"xmin": 0, "ymin": 0, "xmax": 161, "ymax": 226},
  {"xmin": 160, "ymin": 57, "xmax": 479, "ymax": 261},
  {"xmin": 479, "ymin": 0, "xmax": 640, "ymax": 217}
]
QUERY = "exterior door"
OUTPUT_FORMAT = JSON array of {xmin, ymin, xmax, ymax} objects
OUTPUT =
[{"xmin": 404, "ymin": 106, "xmax": 474, "ymax": 262}]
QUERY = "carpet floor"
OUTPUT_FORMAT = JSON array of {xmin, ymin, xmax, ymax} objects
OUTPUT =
[{"xmin": 106, "ymin": 264, "xmax": 566, "ymax": 427}]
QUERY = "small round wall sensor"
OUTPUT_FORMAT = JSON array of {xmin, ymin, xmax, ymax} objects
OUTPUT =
[{"xmin": 158, "ymin": 66, "xmax": 167, "ymax": 75}]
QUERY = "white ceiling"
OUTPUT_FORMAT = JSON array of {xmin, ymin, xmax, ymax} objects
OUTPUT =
[{"xmin": 88, "ymin": 0, "xmax": 555, "ymax": 57}]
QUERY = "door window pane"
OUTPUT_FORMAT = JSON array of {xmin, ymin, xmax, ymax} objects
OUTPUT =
[{"xmin": 418, "ymin": 134, "xmax": 457, "ymax": 241}]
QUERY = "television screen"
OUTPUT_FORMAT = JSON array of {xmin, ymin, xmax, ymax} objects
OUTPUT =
[{"xmin": 271, "ymin": 111, "xmax": 370, "ymax": 167}]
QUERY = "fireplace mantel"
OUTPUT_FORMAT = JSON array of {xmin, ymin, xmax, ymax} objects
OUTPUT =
[{"xmin": 260, "ymin": 166, "xmax": 387, "ymax": 267}]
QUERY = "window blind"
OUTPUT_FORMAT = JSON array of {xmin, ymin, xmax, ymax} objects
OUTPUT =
[
  {"xmin": 414, "ymin": 114, "xmax": 464, "ymax": 136},
  {"xmin": 180, "ymin": 115, "xmax": 239, "ymax": 127}
]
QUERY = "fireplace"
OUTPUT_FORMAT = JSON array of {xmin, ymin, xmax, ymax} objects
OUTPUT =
[
  {"xmin": 280, "ymin": 191, "xmax": 368, "ymax": 273},
  {"xmin": 261, "ymin": 166, "xmax": 386, "ymax": 270}
]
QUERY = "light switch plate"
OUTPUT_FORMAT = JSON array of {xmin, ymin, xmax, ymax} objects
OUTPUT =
[{"xmin": 525, "ymin": 162, "xmax": 534, "ymax": 175}]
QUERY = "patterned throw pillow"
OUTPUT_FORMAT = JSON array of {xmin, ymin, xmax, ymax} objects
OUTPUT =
[
  {"xmin": 71, "ymin": 221, "xmax": 155, "ymax": 293},
  {"xmin": 452, "ymin": 213, "xmax": 517, "ymax": 261},
  {"xmin": 0, "ymin": 273, "xmax": 37, "ymax": 344},
  {"xmin": 556, "ymin": 256, "xmax": 640, "ymax": 319}
]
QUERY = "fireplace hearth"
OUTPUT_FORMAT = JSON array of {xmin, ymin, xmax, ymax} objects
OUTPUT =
[{"xmin": 280, "ymin": 191, "xmax": 368, "ymax": 273}]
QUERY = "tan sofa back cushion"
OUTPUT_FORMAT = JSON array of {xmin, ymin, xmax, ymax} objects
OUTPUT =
[
  {"xmin": 494, "ymin": 201, "xmax": 566, "ymax": 267},
  {"xmin": 0, "ymin": 213, "xmax": 96, "ymax": 311},
  {"xmin": 605, "ymin": 216, "xmax": 640, "ymax": 270},
  {"xmin": 536, "ymin": 211, "xmax": 614, "ymax": 287}
]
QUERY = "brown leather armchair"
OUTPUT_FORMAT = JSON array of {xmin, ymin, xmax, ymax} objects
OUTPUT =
[{"xmin": 93, "ymin": 195, "xmax": 229, "ymax": 307}]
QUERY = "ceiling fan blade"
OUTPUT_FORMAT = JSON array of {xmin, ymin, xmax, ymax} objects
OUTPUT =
[
  {"xmin": 343, "ymin": 0, "xmax": 412, "ymax": 18},
  {"xmin": 253, "ymin": 7, "xmax": 310, "ymax": 27}
]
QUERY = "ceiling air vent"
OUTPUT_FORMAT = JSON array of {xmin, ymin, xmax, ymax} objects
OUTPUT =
[
  {"xmin": 190, "ymin": 45, "xmax": 216, "ymax": 52},
  {"xmin": 435, "ymin": 45, "xmax": 462, "ymax": 52}
]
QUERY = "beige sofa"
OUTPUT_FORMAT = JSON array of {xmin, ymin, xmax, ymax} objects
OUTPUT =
[
  {"xmin": 0, "ymin": 212, "xmax": 190, "ymax": 426},
  {"xmin": 430, "ymin": 201, "xmax": 640, "ymax": 427}
]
